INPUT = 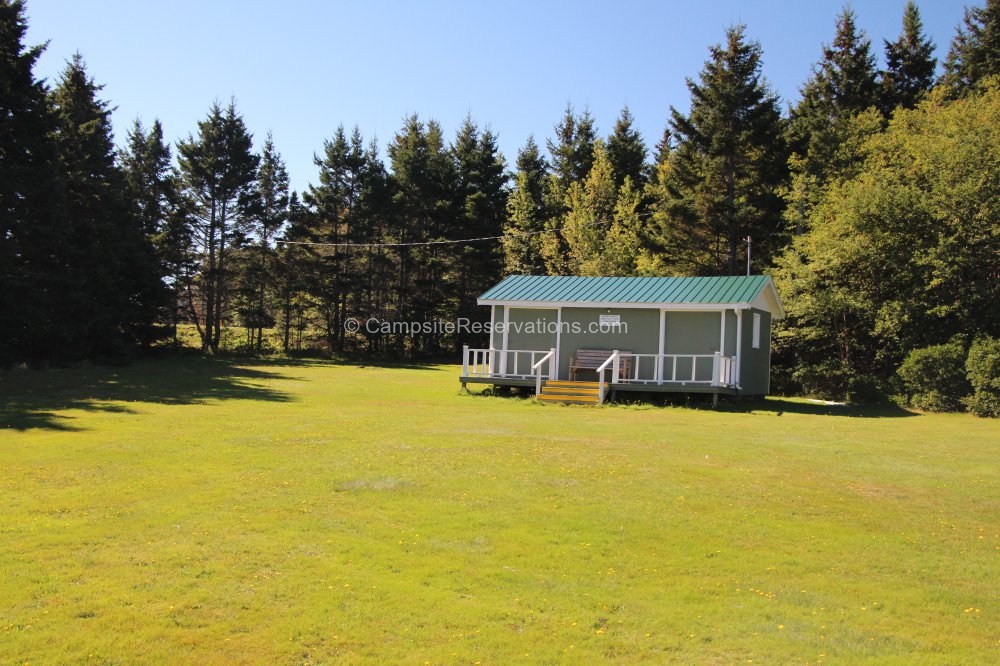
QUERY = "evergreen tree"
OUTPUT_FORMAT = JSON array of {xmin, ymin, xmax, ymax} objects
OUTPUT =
[
  {"xmin": 599, "ymin": 177, "xmax": 643, "ymax": 276},
  {"xmin": 563, "ymin": 138, "xmax": 617, "ymax": 275},
  {"xmin": 302, "ymin": 125, "xmax": 365, "ymax": 352},
  {"xmin": 353, "ymin": 137, "xmax": 394, "ymax": 355},
  {"xmin": 452, "ymin": 117, "xmax": 508, "ymax": 335},
  {"xmin": 119, "ymin": 118, "xmax": 186, "ymax": 341},
  {"xmin": 502, "ymin": 137, "xmax": 550, "ymax": 275},
  {"xmin": 120, "ymin": 119, "xmax": 173, "ymax": 238},
  {"xmin": 941, "ymin": 0, "xmax": 1000, "ymax": 95},
  {"xmin": 177, "ymin": 100, "xmax": 259, "ymax": 353},
  {"xmin": 387, "ymin": 114, "xmax": 457, "ymax": 354},
  {"xmin": 881, "ymin": 2, "xmax": 937, "ymax": 111},
  {"xmin": 649, "ymin": 25, "xmax": 787, "ymax": 275},
  {"xmin": 607, "ymin": 105, "xmax": 647, "ymax": 189},
  {"xmin": 788, "ymin": 8, "xmax": 880, "ymax": 155},
  {"xmin": 51, "ymin": 53, "xmax": 165, "ymax": 355},
  {"xmin": 0, "ymin": 0, "xmax": 66, "ymax": 363},
  {"xmin": 240, "ymin": 133, "xmax": 288, "ymax": 350},
  {"xmin": 275, "ymin": 191, "xmax": 309, "ymax": 353},
  {"xmin": 785, "ymin": 9, "xmax": 883, "ymax": 236},
  {"xmin": 547, "ymin": 103, "xmax": 597, "ymax": 189}
]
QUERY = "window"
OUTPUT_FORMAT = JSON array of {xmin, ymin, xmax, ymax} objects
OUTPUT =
[{"xmin": 752, "ymin": 313, "xmax": 761, "ymax": 349}]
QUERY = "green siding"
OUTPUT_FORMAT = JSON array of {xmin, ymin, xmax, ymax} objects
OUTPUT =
[
  {"xmin": 504, "ymin": 307, "xmax": 557, "ymax": 351},
  {"xmin": 558, "ymin": 307, "xmax": 659, "ymax": 381},
  {"xmin": 662, "ymin": 311, "xmax": 726, "ymax": 382},
  {"xmin": 738, "ymin": 308, "xmax": 772, "ymax": 395}
]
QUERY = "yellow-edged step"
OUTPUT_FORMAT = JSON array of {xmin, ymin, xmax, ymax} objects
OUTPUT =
[{"xmin": 536, "ymin": 380, "xmax": 602, "ymax": 405}]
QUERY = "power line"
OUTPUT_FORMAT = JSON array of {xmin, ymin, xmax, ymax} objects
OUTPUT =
[{"xmin": 274, "ymin": 218, "xmax": 614, "ymax": 249}]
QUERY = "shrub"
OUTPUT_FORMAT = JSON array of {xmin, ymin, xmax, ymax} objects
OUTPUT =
[
  {"xmin": 965, "ymin": 337, "xmax": 1000, "ymax": 418},
  {"xmin": 897, "ymin": 340, "xmax": 969, "ymax": 412}
]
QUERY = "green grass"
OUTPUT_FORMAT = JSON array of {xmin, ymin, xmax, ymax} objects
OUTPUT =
[{"xmin": 1, "ymin": 358, "xmax": 997, "ymax": 664}]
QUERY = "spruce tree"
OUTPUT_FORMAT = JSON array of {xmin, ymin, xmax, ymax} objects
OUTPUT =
[
  {"xmin": 941, "ymin": 0, "xmax": 1000, "ymax": 95},
  {"xmin": 599, "ymin": 177, "xmax": 643, "ymax": 276},
  {"xmin": 120, "ymin": 119, "xmax": 173, "ymax": 238},
  {"xmin": 788, "ymin": 8, "xmax": 880, "ymax": 155},
  {"xmin": 240, "ymin": 133, "xmax": 288, "ymax": 350},
  {"xmin": 786, "ymin": 9, "xmax": 883, "ymax": 235},
  {"xmin": 563, "ymin": 138, "xmax": 617, "ymax": 275},
  {"xmin": 387, "ymin": 114, "xmax": 457, "ymax": 354},
  {"xmin": 649, "ymin": 25, "xmax": 787, "ymax": 275},
  {"xmin": 452, "ymin": 117, "xmax": 507, "ymax": 334},
  {"xmin": 52, "ymin": 53, "xmax": 164, "ymax": 355},
  {"xmin": 607, "ymin": 105, "xmax": 647, "ymax": 189},
  {"xmin": 303, "ymin": 125, "xmax": 364, "ymax": 351},
  {"xmin": 119, "ymin": 118, "xmax": 183, "ymax": 341},
  {"xmin": 177, "ymin": 101, "xmax": 259, "ymax": 353},
  {"xmin": 0, "ymin": 0, "xmax": 66, "ymax": 363},
  {"xmin": 502, "ymin": 137, "xmax": 550, "ymax": 275},
  {"xmin": 881, "ymin": 2, "xmax": 937, "ymax": 111},
  {"xmin": 547, "ymin": 103, "xmax": 597, "ymax": 189}
]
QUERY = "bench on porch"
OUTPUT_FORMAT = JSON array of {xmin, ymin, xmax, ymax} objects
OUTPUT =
[{"xmin": 570, "ymin": 349, "xmax": 632, "ymax": 381}]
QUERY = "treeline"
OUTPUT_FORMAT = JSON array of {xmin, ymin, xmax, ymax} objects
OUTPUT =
[{"xmin": 1, "ymin": 0, "xmax": 998, "ymax": 411}]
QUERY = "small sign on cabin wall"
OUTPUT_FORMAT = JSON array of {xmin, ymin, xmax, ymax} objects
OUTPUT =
[{"xmin": 599, "ymin": 314, "xmax": 621, "ymax": 326}]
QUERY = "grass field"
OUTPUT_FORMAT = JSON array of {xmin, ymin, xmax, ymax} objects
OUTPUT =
[{"xmin": 1, "ymin": 358, "xmax": 997, "ymax": 664}]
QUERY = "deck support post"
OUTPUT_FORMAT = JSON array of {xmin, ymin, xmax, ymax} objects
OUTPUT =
[
  {"xmin": 462, "ymin": 344, "xmax": 469, "ymax": 378},
  {"xmin": 712, "ymin": 391, "xmax": 719, "ymax": 407}
]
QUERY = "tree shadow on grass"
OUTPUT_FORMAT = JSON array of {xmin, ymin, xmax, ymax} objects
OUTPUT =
[
  {"xmin": 716, "ymin": 397, "xmax": 919, "ymax": 418},
  {"xmin": 0, "ymin": 358, "xmax": 296, "ymax": 432}
]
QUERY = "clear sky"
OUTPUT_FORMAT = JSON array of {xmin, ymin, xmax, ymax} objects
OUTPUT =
[{"xmin": 25, "ymin": 0, "xmax": 972, "ymax": 192}]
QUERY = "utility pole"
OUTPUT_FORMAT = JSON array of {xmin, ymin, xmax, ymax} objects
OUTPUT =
[{"xmin": 745, "ymin": 236, "xmax": 752, "ymax": 276}]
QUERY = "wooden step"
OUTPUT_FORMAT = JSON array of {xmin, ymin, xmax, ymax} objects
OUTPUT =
[
  {"xmin": 544, "ymin": 380, "xmax": 599, "ymax": 388},
  {"xmin": 542, "ymin": 386, "xmax": 600, "ymax": 396},
  {"xmin": 537, "ymin": 393, "xmax": 599, "ymax": 404}
]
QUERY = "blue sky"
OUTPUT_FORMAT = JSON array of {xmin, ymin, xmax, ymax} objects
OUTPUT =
[{"xmin": 26, "ymin": 0, "xmax": 972, "ymax": 192}]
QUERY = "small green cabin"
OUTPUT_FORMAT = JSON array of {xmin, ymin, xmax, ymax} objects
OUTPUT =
[{"xmin": 460, "ymin": 275, "xmax": 785, "ymax": 404}]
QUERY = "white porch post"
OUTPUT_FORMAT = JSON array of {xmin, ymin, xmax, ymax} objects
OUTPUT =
[
  {"xmin": 500, "ymin": 305, "xmax": 510, "ymax": 376},
  {"xmin": 719, "ymin": 310, "xmax": 726, "ymax": 356},
  {"xmin": 555, "ymin": 307, "xmax": 562, "ymax": 381},
  {"xmin": 734, "ymin": 308, "xmax": 743, "ymax": 388},
  {"xmin": 489, "ymin": 305, "xmax": 496, "ymax": 375},
  {"xmin": 657, "ymin": 309, "xmax": 666, "ymax": 384}
]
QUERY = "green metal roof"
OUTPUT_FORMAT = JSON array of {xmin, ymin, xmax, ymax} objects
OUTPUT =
[{"xmin": 479, "ymin": 275, "xmax": 774, "ymax": 306}]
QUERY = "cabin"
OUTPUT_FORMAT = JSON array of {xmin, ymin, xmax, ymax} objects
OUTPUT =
[{"xmin": 459, "ymin": 275, "xmax": 785, "ymax": 404}]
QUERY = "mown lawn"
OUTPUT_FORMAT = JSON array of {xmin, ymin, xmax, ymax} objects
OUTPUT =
[{"xmin": 1, "ymin": 358, "xmax": 997, "ymax": 664}]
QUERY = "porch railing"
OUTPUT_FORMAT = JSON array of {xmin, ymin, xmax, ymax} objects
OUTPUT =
[
  {"xmin": 462, "ymin": 347, "xmax": 738, "ymax": 397},
  {"xmin": 532, "ymin": 347, "xmax": 556, "ymax": 396},
  {"xmin": 610, "ymin": 352, "xmax": 736, "ymax": 388},
  {"xmin": 462, "ymin": 346, "xmax": 555, "ymax": 380}
]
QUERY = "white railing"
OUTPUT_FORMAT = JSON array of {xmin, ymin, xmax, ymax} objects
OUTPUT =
[
  {"xmin": 596, "ymin": 350, "xmax": 619, "ymax": 404},
  {"xmin": 462, "ymin": 347, "xmax": 738, "ymax": 394},
  {"xmin": 713, "ymin": 353, "xmax": 736, "ymax": 388},
  {"xmin": 462, "ymin": 345, "xmax": 494, "ymax": 378},
  {"xmin": 609, "ymin": 352, "xmax": 738, "ymax": 388},
  {"xmin": 532, "ymin": 347, "xmax": 556, "ymax": 396},
  {"xmin": 462, "ymin": 346, "xmax": 554, "ymax": 380}
]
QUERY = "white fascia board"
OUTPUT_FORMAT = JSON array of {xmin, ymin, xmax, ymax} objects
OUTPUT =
[
  {"xmin": 477, "ymin": 299, "xmax": 753, "ymax": 311},
  {"xmin": 749, "ymin": 279, "xmax": 786, "ymax": 319}
]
